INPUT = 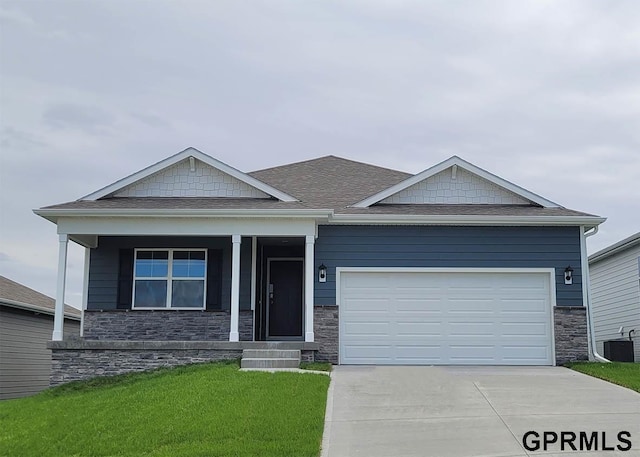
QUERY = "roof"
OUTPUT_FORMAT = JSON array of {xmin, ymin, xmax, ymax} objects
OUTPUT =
[
  {"xmin": 249, "ymin": 155, "xmax": 412, "ymax": 209},
  {"xmin": 589, "ymin": 232, "xmax": 640, "ymax": 264},
  {"xmin": 0, "ymin": 276, "xmax": 81, "ymax": 319},
  {"xmin": 35, "ymin": 151, "xmax": 605, "ymax": 226}
]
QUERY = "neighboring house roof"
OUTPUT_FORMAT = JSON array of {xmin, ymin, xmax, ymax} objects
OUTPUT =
[
  {"xmin": 0, "ymin": 276, "xmax": 81, "ymax": 319},
  {"xmin": 34, "ymin": 149, "xmax": 605, "ymax": 227},
  {"xmin": 589, "ymin": 232, "xmax": 640, "ymax": 264}
]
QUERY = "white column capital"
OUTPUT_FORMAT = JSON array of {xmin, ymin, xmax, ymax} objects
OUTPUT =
[
  {"xmin": 58, "ymin": 233, "xmax": 69, "ymax": 243},
  {"xmin": 305, "ymin": 235, "xmax": 315, "ymax": 244},
  {"xmin": 232, "ymin": 234, "xmax": 241, "ymax": 244}
]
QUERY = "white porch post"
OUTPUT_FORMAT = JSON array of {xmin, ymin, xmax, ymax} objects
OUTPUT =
[
  {"xmin": 80, "ymin": 247, "xmax": 90, "ymax": 337},
  {"xmin": 305, "ymin": 235, "xmax": 315, "ymax": 342},
  {"xmin": 229, "ymin": 234, "xmax": 241, "ymax": 342},
  {"xmin": 52, "ymin": 234, "xmax": 69, "ymax": 341}
]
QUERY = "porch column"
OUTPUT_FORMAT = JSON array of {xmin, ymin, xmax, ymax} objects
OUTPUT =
[
  {"xmin": 229, "ymin": 234, "xmax": 241, "ymax": 342},
  {"xmin": 52, "ymin": 234, "xmax": 69, "ymax": 341},
  {"xmin": 305, "ymin": 235, "xmax": 315, "ymax": 342},
  {"xmin": 80, "ymin": 247, "xmax": 91, "ymax": 337}
]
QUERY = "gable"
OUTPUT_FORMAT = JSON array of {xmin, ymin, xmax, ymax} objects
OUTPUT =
[
  {"xmin": 379, "ymin": 166, "xmax": 531, "ymax": 205},
  {"xmin": 80, "ymin": 147, "xmax": 297, "ymax": 202},
  {"xmin": 353, "ymin": 156, "xmax": 559, "ymax": 208},
  {"xmin": 113, "ymin": 158, "xmax": 271, "ymax": 198}
]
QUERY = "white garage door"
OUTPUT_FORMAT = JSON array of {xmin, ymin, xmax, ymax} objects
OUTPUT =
[{"xmin": 339, "ymin": 269, "xmax": 555, "ymax": 366}]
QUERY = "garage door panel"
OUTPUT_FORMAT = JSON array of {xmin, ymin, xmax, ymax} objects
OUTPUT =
[
  {"xmin": 343, "ymin": 345, "xmax": 394, "ymax": 361},
  {"xmin": 500, "ymin": 322, "xmax": 549, "ymax": 337},
  {"xmin": 449, "ymin": 322, "xmax": 497, "ymax": 336},
  {"xmin": 500, "ymin": 298, "xmax": 547, "ymax": 313},
  {"xmin": 395, "ymin": 321, "xmax": 443, "ymax": 336},
  {"xmin": 339, "ymin": 270, "xmax": 554, "ymax": 365},
  {"xmin": 343, "ymin": 321, "xmax": 390, "ymax": 336},
  {"xmin": 447, "ymin": 299, "xmax": 495, "ymax": 313},
  {"xmin": 343, "ymin": 298, "xmax": 390, "ymax": 313},
  {"xmin": 395, "ymin": 298, "xmax": 443, "ymax": 312}
]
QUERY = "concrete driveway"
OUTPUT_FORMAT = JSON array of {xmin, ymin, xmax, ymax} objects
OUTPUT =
[{"xmin": 321, "ymin": 366, "xmax": 640, "ymax": 457}]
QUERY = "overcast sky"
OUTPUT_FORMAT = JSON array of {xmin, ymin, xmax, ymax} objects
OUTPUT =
[{"xmin": 1, "ymin": 1, "xmax": 639, "ymax": 308}]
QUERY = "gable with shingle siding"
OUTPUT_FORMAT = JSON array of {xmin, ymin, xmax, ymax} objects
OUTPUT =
[
  {"xmin": 114, "ymin": 158, "xmax": 271, "ymax": 198},
  {"xmin": 380, "ymin": 167, "xmax": 531, "ymax": 205}
]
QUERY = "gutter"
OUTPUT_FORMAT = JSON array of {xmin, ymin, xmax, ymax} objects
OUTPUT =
[
  {"xmin": 329, "ymin": 213, "xmax": 606, "ymax": 227},
  {"xmin": 0, "ymin": 298, "xmax": 81, "ymax": 320},
  {"xmin": 581, "ymin": 225, "xmax": 609, "ymax": 362}
]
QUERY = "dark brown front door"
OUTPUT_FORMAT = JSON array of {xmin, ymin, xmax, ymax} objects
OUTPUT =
[{"xmin": 267, "ymin": 259, "xmax": 303, "ymax": 339}]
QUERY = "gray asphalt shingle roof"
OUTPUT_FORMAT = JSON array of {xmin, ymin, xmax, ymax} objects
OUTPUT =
[
  {"xmin": 39, "ymin": 155, "xmax": 599, "ymax": 218},
  {"xmin": 0, "ymin": 275, "xmax": 81, "ymax": 318}
]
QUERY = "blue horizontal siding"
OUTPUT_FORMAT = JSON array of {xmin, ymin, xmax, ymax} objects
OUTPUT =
[
  {"xmin": 88, "ymin": 236, "xmax": 253, "ymax": 311},
  {"xmin": 314, "ymin": 225, "xmax": 583, "ymax": 306}
]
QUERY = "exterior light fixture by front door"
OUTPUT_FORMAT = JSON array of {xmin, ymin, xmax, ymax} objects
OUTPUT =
[
  {"xmin": 318, "ymin": 264, "xmax": 327, "ymax": 283},
  {"xmin": 564, "ymin": 266, "xmax": 574, "ymax": 285}
]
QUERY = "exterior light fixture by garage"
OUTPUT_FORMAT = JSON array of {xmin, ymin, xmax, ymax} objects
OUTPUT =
[
  {"xmin": 318, "ymin": 264, "xmax": 327, "ymax": 283},
  {"xmin": 564, "ymin": 266, "xmax": 574, "ymax": 285}
]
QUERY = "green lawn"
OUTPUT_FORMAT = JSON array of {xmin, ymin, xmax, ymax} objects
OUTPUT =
[
  {"xmin": 0, "ymin": 362, "xmax": 330, "ymax": 457},
  {"xmin": 566, "ymin": 362, "xmax": 640, "ymax": 393}
]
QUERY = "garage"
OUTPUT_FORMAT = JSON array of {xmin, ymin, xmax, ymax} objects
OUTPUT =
[{"xmin": 338, "ymin": 268, "xmax": 555, "ymax": 365}]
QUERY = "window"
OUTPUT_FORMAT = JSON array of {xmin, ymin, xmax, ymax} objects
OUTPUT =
[{"xmin": 133, "ymin": 249, "xmax": 206, "ymax": 309}]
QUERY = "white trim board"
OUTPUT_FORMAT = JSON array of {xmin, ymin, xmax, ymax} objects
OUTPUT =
[
  {"xmin": 352, "ymin": 156, "xmax": 560, "ymax": 208},
  {"xmin": 80, "ymin": 147, "xmax": 298, "ymax": 202}
]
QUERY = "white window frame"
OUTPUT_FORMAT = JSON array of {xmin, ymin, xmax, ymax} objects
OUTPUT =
[{"xmin": 132, "ymin": 248, "xmax": 207, "ymax": 310}]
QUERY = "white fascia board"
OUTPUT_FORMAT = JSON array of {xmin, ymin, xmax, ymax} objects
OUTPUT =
[
  {"xmin": 329, "ymin": 213, "xmax": 607, "ymax": 227},
  {"xmin": 352, "ymin": 156, "xmax": 560, "ymax": 208},
  {"xmin": 54, "ymin": 216, "xmax": 319, "ymax": 237},
  {"xmin": 79, "ymin": 147, "xmax": 298, "ymax": 202},
  {"xmin": 0, "ymin": 299, "xmax": 81, "ymax": 320},
  {"xmin": 34, "ymin": 208, "xmax": 333, "ymax": 221}
]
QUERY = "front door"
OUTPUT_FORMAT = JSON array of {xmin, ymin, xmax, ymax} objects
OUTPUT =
[{"xmin": 267, "ymin": 258, "xmax": 303, "ymax": 339}]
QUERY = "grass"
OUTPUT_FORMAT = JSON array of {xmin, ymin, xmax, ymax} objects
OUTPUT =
[
  {"xmin": 0, "ymin": 361, "xmax": 330, "ymax": 457},
  {"xmin": 566, "ymin": 362, "xmax": 640, "ymax": 393},
  {"xmin": 299, "ymin": 362, "xmax": 332, "ymax": 372}
]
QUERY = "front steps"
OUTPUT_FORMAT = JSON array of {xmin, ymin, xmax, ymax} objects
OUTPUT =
[{"xmin": 241, "ymin": 349, "xmax": 301, "ymax": 369}]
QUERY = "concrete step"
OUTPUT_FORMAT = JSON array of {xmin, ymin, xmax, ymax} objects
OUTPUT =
[
  {"xmin": 241, "ymin": 358, "xmax": 300, "ymax": 369},
  {"xmin": 242, "ymin": 349, "xmax": 301, "ymax": 359}
]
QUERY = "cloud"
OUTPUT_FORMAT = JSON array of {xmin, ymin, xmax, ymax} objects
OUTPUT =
[
  {"xmin": 43, "ymin": 103, "xmax": 116, "ymax": 133},
  {"xmin": 0, "ymin": 0, "xmax": 639, "ymax": 301}
]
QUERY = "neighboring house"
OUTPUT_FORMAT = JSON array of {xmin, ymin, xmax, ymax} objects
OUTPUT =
[
  {"xmin": 589, "ymin": 232, "xmax": 640, "ymax": 362},
  {"xmin": 0, "ymin": 276, "xmax": 80, "ymax": 399},
  {"xmin": 35, "ymin": 148, "xmax": 605, "ymax": 384}
]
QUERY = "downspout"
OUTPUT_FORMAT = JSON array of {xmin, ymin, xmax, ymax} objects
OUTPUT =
[{"xmin": 581, "ymin": 225, "xmax": 609, "ymax": 362}]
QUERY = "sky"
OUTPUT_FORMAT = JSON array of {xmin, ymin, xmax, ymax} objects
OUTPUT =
[{"xmin": 1, "ymin": 0, "xmax": 639, "ymax": 309}]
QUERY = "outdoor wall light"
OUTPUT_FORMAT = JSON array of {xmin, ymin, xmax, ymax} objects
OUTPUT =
[
  {"xmin": 318, "ymin": 264, "xmax": 327, "ymax": 283},
  {"xmin": 564, "ymin": 266, "xmax": 573, "ymax": 285}
]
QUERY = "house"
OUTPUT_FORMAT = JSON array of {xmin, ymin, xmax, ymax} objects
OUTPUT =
[
  {"xmin": 35, "ymin": 148, "xmax": 605, "ymax": 384},
  {"xmin": 0, "ymin": 276, "xmax": 80, "ymax": 399},
  {"xmin": 589, "ymin": 232, "xmax": 640, "ymax": 362}
]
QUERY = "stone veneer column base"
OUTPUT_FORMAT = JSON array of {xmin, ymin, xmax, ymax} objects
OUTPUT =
[
  {"xmin": 554, "ymin": 306, "xmax": 589, "ymax": 364},
  {"xmin": 314, "ymin": 306, "xmax": 338, "ymax": 363}
]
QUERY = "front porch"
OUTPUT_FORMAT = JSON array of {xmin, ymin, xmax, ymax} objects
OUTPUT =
[{"xmin": 50, "ymin": 216, "xmax": 321, "ymax": 344}]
